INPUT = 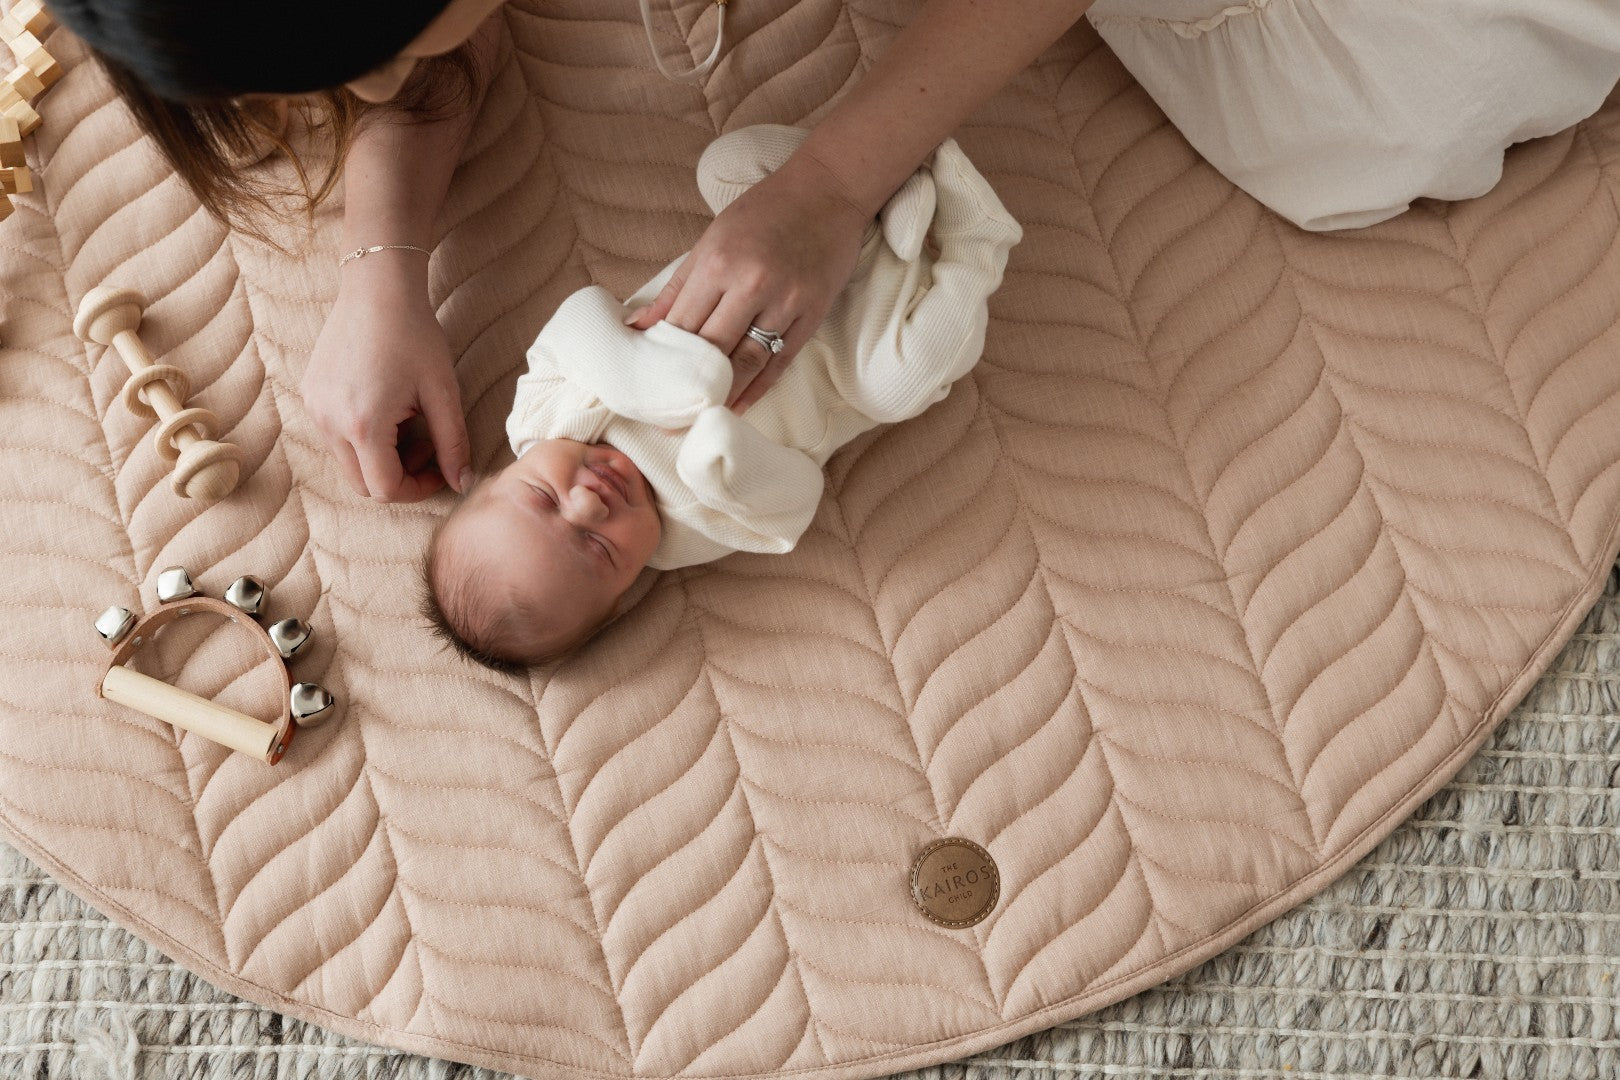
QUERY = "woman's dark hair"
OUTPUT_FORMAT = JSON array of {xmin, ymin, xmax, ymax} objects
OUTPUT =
[{"xmin": 48, "ymin": 0, "xmax": 487, "ymax": 235}]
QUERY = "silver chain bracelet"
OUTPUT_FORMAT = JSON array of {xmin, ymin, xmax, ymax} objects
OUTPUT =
[{"xmin": 338, "ymin": 244, "xmax": 432, "ymax": 270}]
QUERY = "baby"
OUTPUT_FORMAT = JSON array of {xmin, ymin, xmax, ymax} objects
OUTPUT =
[{"xmin": 422, "ymin": 124, "xmax": 1021, "ymax": 672}]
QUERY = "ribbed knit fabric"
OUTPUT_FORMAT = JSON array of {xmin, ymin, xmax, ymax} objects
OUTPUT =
[{"xmin": 507, "ymin": 124, "xmax": 1023, "ymax": 569}]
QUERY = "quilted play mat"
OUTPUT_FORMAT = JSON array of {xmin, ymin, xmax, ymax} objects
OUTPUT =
[{"xmin": 4, "ymin": 2, "xmax": 1620, "ymax": 1077}]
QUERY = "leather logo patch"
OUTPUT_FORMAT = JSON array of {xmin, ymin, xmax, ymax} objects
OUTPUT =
[{"xmin": 910, "ymin": 837, "xmax": 998, "ymax": 928}]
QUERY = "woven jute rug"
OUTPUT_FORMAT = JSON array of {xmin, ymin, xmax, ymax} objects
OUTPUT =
[{"xmin": 5, "ymin": 561, "xmax": 1620, "ymax": 1080}]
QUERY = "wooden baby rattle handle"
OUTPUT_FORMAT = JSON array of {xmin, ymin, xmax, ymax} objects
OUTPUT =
[
  {"xmin": 73, "ymin": 286, "xmax": 243, "ymax": 501},
  {"xmin": 99, "ymin": 597, "xmax": 297, "ymax": 765}
]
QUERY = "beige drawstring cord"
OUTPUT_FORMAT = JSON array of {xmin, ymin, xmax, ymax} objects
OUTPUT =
[{"xmin": 639, "ymin": 0, "xmax": 729, "ymax": 83}]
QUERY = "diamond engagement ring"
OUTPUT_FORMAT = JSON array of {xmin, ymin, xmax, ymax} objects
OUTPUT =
[{"xmin": 744, "ymin": 325, "xmax": 786, "ymax": 355}]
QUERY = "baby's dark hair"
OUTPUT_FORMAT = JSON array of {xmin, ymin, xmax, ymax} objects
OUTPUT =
[
  {"xmin": 418, "ymin": 565, "xmax": 531, "ymax": 677},
  {"xmin": 419, "ymin": 519, "xmax": 552, "ymax": 675},
  {"xmin": 417, "ymin": 505, "xmax": 619, "ymax": 675}
]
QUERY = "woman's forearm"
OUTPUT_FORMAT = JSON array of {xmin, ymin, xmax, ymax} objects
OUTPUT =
[
  {"xmin": 339, "ymin": 17, "xmax": 503, "ymax": 266},
  {"xmin": 341, "ymin": 112, "xmax": 474, "ymax": 255},
  {"xmin": 795, "ymin": 0, "xmax": 1096, "ymax": 217}
]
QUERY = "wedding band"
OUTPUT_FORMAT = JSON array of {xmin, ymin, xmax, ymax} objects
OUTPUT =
[{"xmin": 744, "ymin": 325, "xmax": 785, "ymax": 355}]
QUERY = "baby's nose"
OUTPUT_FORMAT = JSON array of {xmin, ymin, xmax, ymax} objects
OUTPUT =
[{"xmin": 564, "ymin": 484, "xmax": 609, "ymax": 524}]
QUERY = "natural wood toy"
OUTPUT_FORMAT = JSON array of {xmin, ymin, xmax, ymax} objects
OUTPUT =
[
  {"xmin": 94, "ymin": 568, "xmax": 338, "ymax": 765},
  {"xmin": 74, "ymin": 286, "xmax": 245, "ymax": 501},
  {"xmin": 0, "ymin": 0, "xmax": 59, "ymax": 223}
]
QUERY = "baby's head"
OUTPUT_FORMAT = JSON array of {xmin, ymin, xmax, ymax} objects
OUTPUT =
[{"xmin": 420, "ymin": 438, "xmax": 663, "ymax": 672}]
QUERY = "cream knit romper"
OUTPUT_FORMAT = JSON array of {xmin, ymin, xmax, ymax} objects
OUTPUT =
[{"xmin": 507, "ymin": 124, "xmax": 1023, "ymax": 570}]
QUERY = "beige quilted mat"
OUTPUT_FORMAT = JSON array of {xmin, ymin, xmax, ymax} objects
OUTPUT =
[{"xmin": 4, "ymin": 2, "xmax": 1620, "ymax": 1077}]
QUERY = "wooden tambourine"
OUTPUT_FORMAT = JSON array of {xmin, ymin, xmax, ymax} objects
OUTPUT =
[{"xmin": 94, "ymin": 568, "xmax": 338, "ymax": 764}]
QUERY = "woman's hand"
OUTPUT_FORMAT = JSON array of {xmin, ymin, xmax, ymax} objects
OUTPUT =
[
  {"xmin": 300, "ymin": 259, "xmax": 472, "ymax": 503},
  {"xmin": 624, "ymin": 149, "xmax": 873, "ymax": 414},
  {"xmin": 623, "ymin": 0, "xmax": 1097, "ymax": 413}
]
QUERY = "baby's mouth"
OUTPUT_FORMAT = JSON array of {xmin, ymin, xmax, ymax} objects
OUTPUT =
[
  {"xmin": 592, "ymin": 448, "xmax": 645, "ymax": 500},
  {"xmin": 588, "ymin": 463, "xmax": 630, "ymax": 504}
]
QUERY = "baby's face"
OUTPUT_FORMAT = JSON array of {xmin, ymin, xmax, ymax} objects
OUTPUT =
[{"xmin": 446, "ymin": 439, "xmax": 663, "ymax": 649}]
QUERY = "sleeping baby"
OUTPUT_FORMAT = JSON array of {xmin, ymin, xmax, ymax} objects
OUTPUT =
[{"xmin": 421, "ymin": 124, "xmax": 1021, "ymax": 672}]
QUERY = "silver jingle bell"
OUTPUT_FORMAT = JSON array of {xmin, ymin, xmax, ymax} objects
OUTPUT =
[
  {"xmin": 155, "ymin": 565, "xmax": 197, "ymax": 604},
  {"xmin": 267, "ymin": 617, "xmax": 311, "ymax": 661},
  {"xmin": 289, "ymin": 682, "xmax": 336, "ymax": 728},
  {"xmin": 94, "ymin": 606, "xmax": 135, "ymax": 646},
  {"xmin": 224, "ymin": 575, "xmax": 267, "ymax": 619}
]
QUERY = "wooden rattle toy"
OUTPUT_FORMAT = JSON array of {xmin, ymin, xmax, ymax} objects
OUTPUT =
[
  {"xmin": 74, "ymin": 286, "xmax": 245, "ymax": 501},
  {"xmin": 0, "ymin": 0, "xmax": 60, "ymax": 224},
  {"xmin": 93, "ymin": 568, "xmax": 338, "ymax": 765}
]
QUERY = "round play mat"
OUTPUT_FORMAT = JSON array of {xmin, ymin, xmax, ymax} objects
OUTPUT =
[{"xmin": 3, "ymin": 3, "xmax": 1620, "ymax": 1077}]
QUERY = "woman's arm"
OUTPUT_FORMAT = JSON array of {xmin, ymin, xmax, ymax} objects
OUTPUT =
[
  {"xmin": 300, "ymin": 16, "xmax": 503, "ymax": 503},
  {"xmin": 804, "ymin": 0, "xmax": 1097, "ymax": 219},
  {"xmin": 627, "ymin": 0, "xmax": 1096, "ymax": 412}
]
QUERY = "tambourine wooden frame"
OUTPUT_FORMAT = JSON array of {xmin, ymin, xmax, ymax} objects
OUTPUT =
[{"xmin": 98, "ymin": 597, "xmax": 297, "ymax": 765}]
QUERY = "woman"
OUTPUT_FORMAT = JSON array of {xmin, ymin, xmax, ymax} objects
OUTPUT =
[
  {"xmin": 48, "ymin": 0, "xmax": 1099, "ymax": 503},
  {"xmin": 49, "ymin": 1, "xmax": 1620, "ymax": 504}
]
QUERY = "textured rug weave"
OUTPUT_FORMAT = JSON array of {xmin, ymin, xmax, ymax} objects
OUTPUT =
[{"xmin": 6, "ymin": 562, "xmax": 1618, "ymax": 1080}]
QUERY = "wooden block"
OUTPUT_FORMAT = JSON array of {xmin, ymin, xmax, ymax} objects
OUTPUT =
[
  {"xmin": 0, "ymin": 80, "xmax": 36, "ymax": 135},
  {"xmin": 9, "ymin": 31, "xmax": 59, "ymax": 88},
  {"xmin": 0, "ymin": 77, "xmax": 27, "ymax": 116},
  {"xmin": 0, "ymin": 95, "xmax": 36, "ymax": 135},
  {"xmin": 0, "ymin": 164, "xmax": 29, "ymax": 194},
  {"xmin": 0, "ymin": 118, "xmax": 23, "ymax": 169},
  {"xmin": 0, "ymin": 115, "xmax": 22, "ymax": 164},
  {"xmin": 0, "ymin": 6, "xmax": 45, "ymax": 43},
  {"xmin": 4, "ymin": 63, "xmax": 42, "ymax": 100},
  {"xmin": 3, "ymin": 100, "xmax": 35, "ymax": 134},
  {"xmin": 10, "ymin": 0, "xmax": 51, "ymax": 37},
  {"xmin": 0, "ymin": 193, "xmax": 13, "ymax": 222},
  {"xmin": 12, "ymin": 32, "xmax": 59, "ymax": 88}
]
